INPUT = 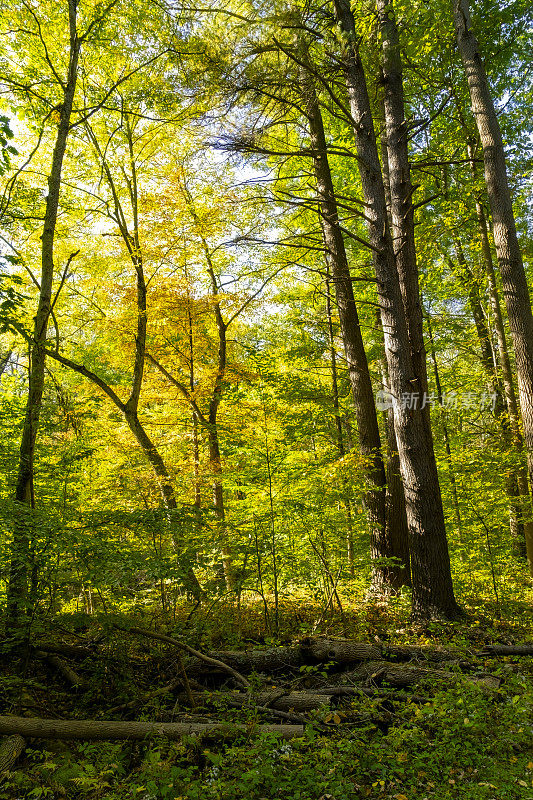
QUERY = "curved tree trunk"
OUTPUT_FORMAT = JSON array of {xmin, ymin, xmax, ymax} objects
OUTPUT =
[{"xmin": 6, "ymin": 0, "xmax": 81, "ymax": 631}]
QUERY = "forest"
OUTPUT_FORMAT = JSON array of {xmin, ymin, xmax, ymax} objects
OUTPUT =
[{"xmin": 0, "ymin": 0, "xmax": 532, "ymax": 797}]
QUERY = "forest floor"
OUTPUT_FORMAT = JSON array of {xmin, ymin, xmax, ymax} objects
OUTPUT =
[{"xmin": 1, "ymin": 590, "xmax": 533, "ymax": 800}]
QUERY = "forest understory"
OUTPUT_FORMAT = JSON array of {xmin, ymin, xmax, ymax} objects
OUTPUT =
[{"xmin": 1, "ymin": 592, "xmax": 533, "ymax": 800}]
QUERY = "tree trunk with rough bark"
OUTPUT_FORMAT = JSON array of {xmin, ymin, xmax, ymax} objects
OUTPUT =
[
  {"xmin": 379, "ymin": 362, "xmax": 411, "ymax": 589},
  {"xmin": 375, "ymin": 0, "xmax": 430, "ymax": 418},
  {"xmin": 426, "ymin": 311, "xmax": 464, "ymax": 552},
  {"xmin": 0, "ymin": 717, "xmax": 303, "ymax": 742},
  {"xmin": 332, "ymin": 0, "xmax": 459, "ymax": 618},
  {"xmin": 454, "ymin": 0, "xmax": 533, "ymax": 573}
]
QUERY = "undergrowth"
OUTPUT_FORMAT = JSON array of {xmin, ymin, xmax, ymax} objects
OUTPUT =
[{"xmin": 1, "ymin": 592, "xmax": 532, "ymax": 800}]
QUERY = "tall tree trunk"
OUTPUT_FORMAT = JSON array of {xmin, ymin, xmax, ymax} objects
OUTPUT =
[
  {"xmin": 375, "ymin": 0, "xmax": 430, "ymax": 419},
  {"xmin": 6, "ymin": 1, "xmax": 81, "ymax": 630},
  {"xmin": 208, "ymin": 423, "xmax": 233, "ymax": 590},
  {"xmin": 332, "ymin": 0, "xmax": 459, "ymax": 618},
  {"xmin": 301, "ymin": 67, "xmax": 389, "ymax": 592},
  {"xmin": 454, "ymin": 0, "xmax": 533, "ymax": 573},
  {"xmin": 207, "ymin": 270, "xmax": 234, "ymax": 591},
  {"xmin": 376, "ymin": 102, "xmax": 411, "ymax": 590}
]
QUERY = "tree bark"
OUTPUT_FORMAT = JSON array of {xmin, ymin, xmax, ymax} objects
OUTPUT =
[
  {"xmin": 195, "ymin": 646, "xmax": 303, "ymax": 675},
  {"xmin": 454, "ymin": 0, "xmax": 533, "ymax": 573},
  {"xmin": 0, "ymin": 716, "xmax": 303, "ymax": 741},
  {"xmin": 345, "ymin": 661, "xmax": 497, "ymax": 688},
  {"xmin": 0, "ymin": 734, "xmax": 25, "ymax": 773},
  {"xmin": 375, "ymin": 0, "xmax": 429, "ymax": 417},
  {"xmin": 333, "ymin": 0, "xmax": 459, "ymax": 618},
  {"xmin": 0, "ymin": 349, "xmax": 12, "ymax": 380}
]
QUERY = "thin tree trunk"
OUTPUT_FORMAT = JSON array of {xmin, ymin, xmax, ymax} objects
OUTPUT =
[
  {"xmin": 376, "ymin": 314, "xmax": 411, "ymax": 589},
  {"xmin": 178, "ymin": 181, "xmax": 234, "ymax": 589},
  {"xmin": 301, "ymin": 67, "xmax": 389, "ymax": 591},
  {"xmin": 0, "ymin": 349, "xmax": 12, "ymax": 379},
  {"xmin": 425, "ymin": 312, "xmax": 464, "ymax": 550},
  {"xmin": 325, "ymin": 268, "xmax": 356, "ymax": 576},
  {"xmin": 185, "ymin": 275, "xmax": 203, "ymax": 553},
  {"xmin": 6, "ymin": 0, "xmax": 80, "ymax": 629},
  {"xmin": 332, "ymin": 0, "xmax": 459, "ymax": 618},
  {"xmin": 449, "ymin": 239, "xmax": 527, "ymax": 555},
  {"xmin": 207, "ymin": 275, "xmax": 234, "ymax": 591},
  {"xmin": 454, "ymin": 0, "xmax": 533, "ymax": 572},
  {"xmin": 208, "ymin": 426, "xmax": 233, "ymax": 590},
  {"xmin": 467, "ymin": 144, "xmax": 533, "ymax": 562}
]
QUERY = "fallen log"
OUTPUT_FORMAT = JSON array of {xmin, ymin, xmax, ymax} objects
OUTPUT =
[
  {"xmin": 198, "ymin": 640, "xmax": 379, "ymax": 675},
  {"xmin": 300, "ymin": 638, "xmax": 381, "ymax": 664},
  {"xmin": 203, "ymin": 647, "xmax": 303, "ymax": 675},
  {"xmin": 343, "ymin": 661, "xmax": 500, "ymax": 689},
  {"xmin": 37, "ymin": 652, "xmax": 87, "ymax": 689},
  {"xmin": 0, "ymin": 735, "xmax": 25, "ymax": 772},
  {"xmin": 482, "ymin": 644, "xmax": 533, "ymax": 656},
  {"xmin": 225, "ymin": 690, "xmax": 332, "ymax": 714},
  {"xmin": 33, "ymin": 642, "xmax": 95, "ymax": 660},
  {"xmin": 0, "ymin": 716, "xmax": 303, "ymax": 741},
  {"xmin": 383, "ymin": 644, "xmax": 467, "ymax": 664},
  {"xmin": 302, "ymin": 638, "xmax": 471, "ymax": 666},
  {"xmin": 190, "ymin": 640, "xmax": 466, "ymax": 675},
  {"xmin": 315, "ymin": 686, "xmax": 429, "ymax": 704}
]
